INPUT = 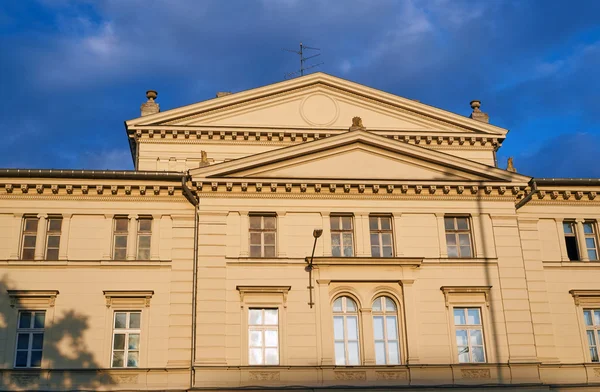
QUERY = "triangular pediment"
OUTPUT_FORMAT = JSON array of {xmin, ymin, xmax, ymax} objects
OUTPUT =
[
  {"xmin": 127, "ymin": 73, "xmax": 507, "ymax": 136},
  {"xmin": 191, "ymin": 131, "xmax": 529, "ymax": 184}
]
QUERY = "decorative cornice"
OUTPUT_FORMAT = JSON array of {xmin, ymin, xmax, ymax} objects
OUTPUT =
[
  {"xmin": 440, "ymin": 286, "xmax": 492, "ymax": 307},
  {"xmin": 0, "ymin": 183, "xmax": 183, "ymax": 198},
  {"xmin": 569, "ymin": 290, "xmax": 600, "ymax": 306},
  {"xmin": 8, "ymin": 290, "xmax": 59, "ymax": 308},
  {"xmin": 103, "ymin": 290, "xmax": 154, "ymax": 308}
]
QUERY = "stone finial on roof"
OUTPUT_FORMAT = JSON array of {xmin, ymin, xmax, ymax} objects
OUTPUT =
[
  {"xmin": 507, "ymin": 157, "xmax": 517, "ymax": 172},
  {"xmin": 469, "ymin": 100, "xmax": 489, "ymax": 123},
  {"xmin": 141, "ymin": 90, "xmax": 160, "ymax": 116},
  {"xmin": 349, "ymin": 116, "xmax": 366, "ymax": 131}
]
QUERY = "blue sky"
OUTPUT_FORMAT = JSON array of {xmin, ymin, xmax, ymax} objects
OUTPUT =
[{"xmin": 0, "ymin": 0, "xmax": 599, "ymax": 177}]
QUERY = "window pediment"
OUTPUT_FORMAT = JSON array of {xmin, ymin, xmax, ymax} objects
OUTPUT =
[
  {"xmin": 8, "ymin": 290, "xmax": 59, "ymax": 308},
  {"xmin": 570, "ymin": 290, "xmax": 600, "ymax": 306},
  {"xmin": 103, "ymin": 290, "xmax": 154, "ymax": 308}
]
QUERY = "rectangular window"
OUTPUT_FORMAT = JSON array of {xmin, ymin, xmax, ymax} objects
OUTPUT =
[
  {"xmin": 248, "ymin": 308, "xmax": 279, "ymax": 365},
  {"xmin": 584, "ymin": 309, "xmax": 600, "ymax": 362},
  {"xmin": 445, "ymin": 217, "xmax": 473, "ymax": 258},
  {"xmin": 563, "ymin": 221, "xmax": 580, "ymax": 261},
  {"xmin": 369, "ymin": 216, "xmax": 394, "ymax": 257},
  {"xmin": 111, "ymin": 311, "xmax": 141, "ymax": 368},
  {"xmin": 331, "ymin": 215, "xmax": 354, "ymax": 257},
  {"xmin": 21, "ymin": 216, "xmax": 38, "ymax": 260},
  {"xmin": 584, "ymin": 222, "xmax": 599, "ymax": 261},
  {"xmin": 249, "ymin": 215, "xmax": 276, "ymax": 258},
  {"xmin": 137, "ymin": 217, "xmax": 152, "ymax": 260},
  {"xmin": 15, "ymin": 311, "xmax": 45, "ymax": 368},
  {"xmin": 454, "ymin": 307, "xmax": 485, "ymax": 363},
  {"xmin": 45, "ymin": 216, "xmax": 62, "ymax": 261},
  {"xmin": 113, "ymin": 217, "xmax": 129, "ymax": 260}
]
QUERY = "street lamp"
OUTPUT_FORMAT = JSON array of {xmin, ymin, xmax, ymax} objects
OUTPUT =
[{"xmin": 306, "ymin": 229, "xmax": 322, "ymax": 308}]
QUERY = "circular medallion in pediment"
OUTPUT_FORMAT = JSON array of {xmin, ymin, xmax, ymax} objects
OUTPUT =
[{"xmin": 300, "ymin": 93, "xmax": 339, "ymax": 126}]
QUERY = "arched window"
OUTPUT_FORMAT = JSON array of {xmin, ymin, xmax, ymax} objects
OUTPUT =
[
  {"xmin": 372, "ymin": 296, "xmax": 400, "ymax": 364},
  {"xmin": 333, "ymin": 296, "xmax": 360, "ymax": 365}
]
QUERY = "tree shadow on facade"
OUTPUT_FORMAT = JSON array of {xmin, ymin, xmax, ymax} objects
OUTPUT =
[{"xmin": 0, "ymin": 274, "xmax": 115, "ymax": 391}]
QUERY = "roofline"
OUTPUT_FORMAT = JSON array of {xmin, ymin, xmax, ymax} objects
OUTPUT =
[
  {"xmin": 534, "ymin": 178, "xmax": 600, "ymax": 186},
  {"xmin": 0, "ymin": 169, "xmax": 186, "ymax": 181}
]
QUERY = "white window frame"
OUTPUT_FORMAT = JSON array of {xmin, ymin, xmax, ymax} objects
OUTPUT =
[
  {"xmin": 14, "ymin": 310, "xmax": 45, "ymax": 368},
  {"xmin": 584, "ymin": 221, "xmax": 599, "ymax": 261},
  {"xmin": 136, "ymin": 217, "xmax": 152, "ymax": 260},
  {"xmin": 111, "ymin": 311, "xmax": 141, "ymax": 368},
  {"xmin": 21, "ymin": 216, "xmax": 39, "ymax": 260},
  {"xmin": 452, "ymin": 307, "xmax": 486, "ymax": 363},
  {"xmin": 45, "ymin": 216, "xmax": 62, "ymax": 261},
  {"xmin": 330, "ymin": 215, "xmax": 354, "ymax": 257},
  {"xmin": 112, "ymin": 216, "xmax": 129, "ymax": 260},
  {"xmin": 372, "ymin": 296, "xmax": 400, "ymax": 365},
  {"xmin": 369, "ymin": 215, "xmax": 394, "ymax": 258},
  {"xmin": 583, "ymin": 309, "xmax": 600, "ymax": 362},
  {"xmin": 333, "ymin": 296, "xmax": 361, "ymax": 365},
  {"xmin": 249, "ymin": 214, "xmax": 277, "ymax": 258},
  {"xmin": 248, "ymin": 308, "xmax": 279, "ymax": 365},
  {"xmin": 444, "ymin": 216, "xmax": 473, "ymax": 258}
]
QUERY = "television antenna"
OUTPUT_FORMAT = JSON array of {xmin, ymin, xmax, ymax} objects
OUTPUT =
[{"xmin": 283, "ymin": 42, "xmax": 323, "ymax": 79}]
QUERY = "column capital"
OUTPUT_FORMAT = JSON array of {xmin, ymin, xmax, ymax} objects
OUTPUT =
[{"xmin": 37, "ymin": 213, "xmax": 48, "ymax": 219}]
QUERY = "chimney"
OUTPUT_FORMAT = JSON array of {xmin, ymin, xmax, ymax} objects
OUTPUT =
[
  {"xmin": 216, "ymin": 92, "xmax": 232, "ymax": 98},
  {"xmin": 141, "ymin": 90, "xmax": 160, "ymax": 116},
  {"xmin": 469, "ymin": 100, "xmax": 489, "ymax": 123}
]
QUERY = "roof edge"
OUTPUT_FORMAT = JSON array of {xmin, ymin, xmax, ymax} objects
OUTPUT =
[
  {"xmin": 535, "ymin": 178, "xmax": 600, "ymax": 186},
  {"xmin": 0, "ymin": 169, "xmax": 186, "ymax": 181}
]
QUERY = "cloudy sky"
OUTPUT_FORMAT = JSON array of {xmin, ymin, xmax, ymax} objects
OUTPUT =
[{"xmin": 0, "ymin": 0, "xmax": 599, "ymax": 177}]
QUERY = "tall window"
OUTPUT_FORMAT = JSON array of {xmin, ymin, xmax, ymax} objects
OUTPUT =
[
  {"xmin": 584, "ymin": 222, "xmax": 599, "ymax": 261},
  {"xmin": 370, "ymin": 216, "xmax": 394, "ymax": 257},
  {"xmin": 331, "ymin": 215, "xmax": 354, "ymax": 257},
  {"xmin": 137, "ymin": 217, "xmax": 152, "ymax": 260},
  {"xmin": 584, "ymin": 309, "xmax": 600, "ymax": 362},
  {"xmin": 445, "ymin": 217, "xmax": 473, "ymax": 258},
  {"xmin": 333, "ymin": 296, "xmax": 360, "ymax": 365},
  {"xmin": 372, "ymin": 296, "xmax": 400, "ymax": 365},
  {"xmin": 454, "ymin": 307, "xmax": 485, "ymax": 363},
  {"xmin": 248, "ymin": 308, "xmax": 279, "ymax": 365},
  {"xmin": 563, "ymin": 221, "xmax": 580, "ymax": 261},
  {"xmin": 15, "ymin": 311, "xmax": 45, "ymax": 368},
  {"xmin": 249, "ymin": 215, "xmax": 276, "ymax": 258},
  {"xmin": 113, "ymin": 217, "xmax": 129, "ymax": 260},
  {"xmin": 111, "ymin": 311, "xmax": 141, "ymax": 368},
  {"xmin": 45, "ymin": 216, "xmax": 62, "ymax": 261},
  {"xmin": 21, "ymin": 216, "xmax": 38, "ymax": 260}
]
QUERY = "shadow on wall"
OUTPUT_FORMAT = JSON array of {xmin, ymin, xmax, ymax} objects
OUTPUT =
[{"xmin": 0, "ymin": 274, "xmax": 115, "ymax": 391}]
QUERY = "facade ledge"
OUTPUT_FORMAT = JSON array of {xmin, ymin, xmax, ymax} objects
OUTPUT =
[
  {"xmin": 543, "ymin": 260, "xmax": 600, "ymax": 268},
  {"xmin": 0, "ymin": 260, "xmax": 172, "ymax": 268},
  {"xmin": 309, "ymin": 257, "xmax": 422, "ymax": 268}
]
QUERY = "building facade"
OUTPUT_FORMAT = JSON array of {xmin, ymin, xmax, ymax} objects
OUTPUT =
[{"xmin": 1, "ymin": 73, "xmax": 600, "ymax": 391}]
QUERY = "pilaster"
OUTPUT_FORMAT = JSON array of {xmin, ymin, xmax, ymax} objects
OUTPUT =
[
  {"xmin": 435, "ymin": 213, "xmax": 448, "ymax": 258},
  {"xmin": 9, "ymin": 213, "xmax": 23, "ymax": 260},
  {"xmin": 402, "ymin": 280, "xmax": 420, "ymax": 364},
  {"xmin": 58, "ymin": 214, "xmax": 72, "ymax": 261},
  {"xmin": 555, "ymin": 218, "xmax": 570, "ymax": 261},
  {"xmin": 103, "ymin": 214, "xmax": 114, "ymax": 260},
  {"xmin": 576, "ymin": 219, "xmax": 589, "ymax": 261},
  {"xmin": 151, "ymin": 214, "xmax": 161, "ymax": 260},
  {"xmin": 393, "ymin": 213, "xmax": 404, "ymax": 256},
  {"xmin": 277, "ymin": 211, "xmax": 287, "ymax": 257},
  {"xmin": 321, "ymin": 213, "xmax": 332, "ymax": 257},
  {"xmin": 355, "ymin": 213, "xmax": 370, "ymax": 257},
  {"xmin": 239, "ymin": 211, "xmax": 249, "ymax": 257},
  {"xmin": 127, "ymin": 215, "xmax": 138, "ymax": 260}
]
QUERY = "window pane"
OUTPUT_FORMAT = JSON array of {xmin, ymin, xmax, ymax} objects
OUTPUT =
[
  {"xmin": 375, "ymin": 342, "xmax": 386, "ymax": 365},
  {"xmin": 47, "ymin": 235, "xmax": 60, "ymax": 248},
  {"xmin": 372, "ymin": 297, "xmax": 382, "ymax": 312},
  {"xmin": 46, "ymin": 249, "xmax": 59, "ymax": 261},
  {"xmin": 369, "ymin": 217, "xmax": 378, "ymax": 231},
  {"xmin": 470, "ymin": 330, "xmax": 483, "ymax": 345},
  {"xmin": 265, "ymin": 348, "xmax": 279, "ymax": 365},
  {"xmin": 128, "ymin": 334, "xmax": 140, "ymax": 350},
  {"xmin": 22, "ymin": 248, "xmax": 35, "ymax": 260},
  {"xmin": 444, "ymin": 218, "xmax": 455, "ymax": 231},
  {"xmin": 457, "ymin": 347, "xmax": 469, "ymax": 363},
  {"xmin": 333, "ymin": 298, "xmax": 343, "ymax": 312},
  {"xmin": 458, "ymin": 234, "xmax": 470, "ymax": 246},
  {"xmin": 139, "ymin": 219, "xmax": 152, "ymax": 232},
  {"xmin": 380, "ymin": 217, "xmax": 391, "ymax": 230},
  {"xmin": 112, "ymin": 351, "xmax": 124, "ymax": 367},
  {"xmin": 563, "ymin": 222, "xmax": 573, "ymax": 234},
  {"xmin": 381, "ymin": 233, "xmax": 392, "ymax": 246},
  {"xmin": 472, "ymin": 347, "xmax": 485, "ymax": 362},
  {"xmin": 17, "ymin": 333, "xmax": 29, "ymax": 349},
  {"xmin": 127, "ymin": 351, "xmax": 139, "ymax": 367},
  {"xmin": 264, "ymin": 217, "xmax": 276, "ymax": 229},
  {"xmin": 264, "ymin": 246, "xmax": 276, "ymax": 257},
  {"xmin": 371, "ymin": 246, "xmax": 380, "ymax": 258},
  {"xmin": 114, "ymin": 248, "xmax": 126, "ymax": 260},
  {"xmin": 343, "ymin": 246, "xmax": 353, "ymax": 257},
  {"xmin": 373, "ymin": 316, "xmax": 384, "ymax": 340},
  {"xmin": 264, "ymin": 233, "xmax": 275, "ymax": 245},
  {"xmin": 446, "ymin": 234, "xmax": 456, "ymax": 246},
  {"xmin": 249, "ymin": 348, "xmax": 263, "ymax": 365},
  {"xmin": 129, "ymin": 312, "xmax": 141, "ymax": 328},
  {"xmin": 586, "ymin": 238, "xmax": 596, "ymax": 249},
  {"xmin": 249, "ymin": 309, "xmax": 262, "ymax": 325},
  {"xmin": 385, "ymin": 297, "xmax": 396, "ymax": 311},
  {"xmin": 265, "ymin": 330, "xmax": 278, "ymax": 347},
  {"xmin": 115, "ymin": 235, "xmax": 127, "ymax": 248},
  {"xmin": 264, "ymin": 309, "xmax": 278, "ymax": 325},
  {"xmin": 48, "ymin": 219, "xmax": 62, "ymax": 231},
  {"xmin": 331, "ymin": 246, "xmax": 341, "ymax": 257},
  {"xmin": 346, "ymin": 298, "xmax": 357, "ymax": 312},
  {"xmin": 584, "ymin": 223, "xmax": 594, "ymax": 234},
  {"xmin": 383, "ymin": 246, "xmax": 393, "ymax": 257},
  {"xmin": 342, "ymin": 233, "xmax": 353, "ymax": 247},
  {"xmin": 249, "ymin": 233, "xmax": 261, "ymax": 245},
  {"xmin": 346, "ymin": 316, "xmax": 358, "ymax": 340},
  {"xmin": 249, "ymin": 216, "xmax": 261, "ymax": 229},
  {"xmin": 370, "ymin": 234, "xmax": 379, "ymax": 247},
  {"xmin": 388, "ymin": 341, "xmax": 400, "ymax": 364},
  {"xmin": 249, "ymin": 330, "xmax": 262, "ymax": 347},
  {"xmin": 250, "ymin": 246, "xmax": 262, "ymax": 257},
  {"xmin": 115, "ymin": 219, "xmax": 128, "ymax": 232},
  {"xmin": 594, "ymin": 310, "xmax": 600, "ymax": 326},
  {"xmin": 591, "ymin": 347, "xmax": 599, "ymax": 362},
  {"xmin": 30, "ymin": 351, "xmax": 42, "ymax": 367},
  {"xmin": 333, "ymin": 317, "xmax": 344, "ymax": 339},
  {"xmin": 386, "ymin": 316, "xmax": 398, "ymax": 340},
  {"xmin": 113, "ymin": 334, "xmax": 125, "ymax": 349},
  {"xmin": 457, "ymin": 218, "xmax": 469, "ymax": 230},
  {"xmin": 347, "ymin": 342, "xmax": 359, "ymax": 365},
  {"xmin": 589, "ymin": 250, "xmax": 598, "ymax": 261},
  {"xmin": 34, "ymin": 312, "xmax": 45, "ymax": 328},
  {"xmin": 25, "ymin": 218, "xmax": 38, "ymax": 232},
  {"xmin": 335, "ymin": 342, "xmax": 346, "ymax": 365},
  {"xmin": 23, "ymin": 235, "xmax": 36, "ymax": 248},
  {"xmin": 19, "ymin": 312, "xmax": 32, "ymax": 328},
  {"xmin": 460, "ymin": 246, "xmax": 472, "ymax": 258},
  {"xmin": 138, "ymin": 235, "xmax": 151, "ymax": 248},
  {"xmin": 467, "ymin": 309, "xmax": 481, "ymax": 325},
  {"xmin": 15, "ymin": 351, "xmax": 28, "ymax": 367},
  {"xmin": 341, "ymin": 217, "xmax": 352, "ymax": 230},
  {"xmin": 138, "ymin": 248, "xmax": 151, "ymax": 260},
  {"xmin": 456, "ymin": 330, "xmax": 468, "ymax": 346},
  {"xmin": 454, "ymin": 309, "xmax": 466, "ymax": 325},
  {"xmin": 115, "ymin": 313, "xmax": 127, "ymax": 328},
  {"xmin": 330, "ymin": 217, "xmax": 339, "ymax": 230},
  {"xmin": 31, "ymin": 333, "xmax": 43, "ymax": 350},
  {"xmin": 587, "ymin": 330, "xmax": 596, "ymax": 346},
  {"xmin": 584, "ymin": 310, "xmax": 593, "ymax": 326}
]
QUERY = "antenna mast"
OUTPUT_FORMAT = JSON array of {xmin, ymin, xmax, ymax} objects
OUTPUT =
[{"xmin": 283, "ymin": 42, "xmax": 323, "ymax": 79}]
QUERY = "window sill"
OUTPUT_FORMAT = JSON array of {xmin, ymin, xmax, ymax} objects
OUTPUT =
[
  {"xmin": 424, "ymin": 257, "xmax": 498, "ymax": 265},
  {"xmin": 0, "ymin": 259, "xmax": 172, "ymax": 267}
]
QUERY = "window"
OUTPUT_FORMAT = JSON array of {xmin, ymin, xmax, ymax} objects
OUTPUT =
[
  {"xmin": 370, "ymin": 216, "xmax": 394, "ymax": 257},
  {"xmin": 15, "ymin": 311, "xmax": 45, "ymax": 368},
  {"xmin": 249, "ymin": 215, "xmax": 276, "ymax": 258},
  {"xmin": 583, "ymin": 309, "xmax": 600, "ymax": 362},
  {"xmin": 45, "ymin": 216, "xmax": 62, "ymax": 261},
  {"xmin": 453, "ymin": 307, "xmax": 485, "ymax": 363},
  {"xmin": 445, "ymin": 217, "xmax": 473, "ymax": 258},
  {"xmin": 333, "ymin": 296, "xmax": 360, "ymax": 365},
  {"xmin": 111, "ymin": 311, "xmax": 141, "ymax": 368},
  {"xmin": 331, "ymin": 215, "xmax": 354, "ymax": 257},
  {"xmin": 248, "ymin": 308, "xmax": 279, "ymax": 365},
  {"xmin": 584, "ymin": 222, "xmax": 599, "ymax": 261},
  {"xmin": 563, "ymin": 221, "xmax": 580, "ymax": 261},
  {"xmin": 372, "ymin": 296, "xmax": 400, "ymax": 365},
  {"xmin": 21, "ymin": 216, "xmax": 38, "ymax": 260},
  {"xmin": 137, "ymin": 217, "xmax": 152, "ymax": 260},
  {"xmin": 113, "ymin": 217, "xmax": 129, "ymax": 260}
]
